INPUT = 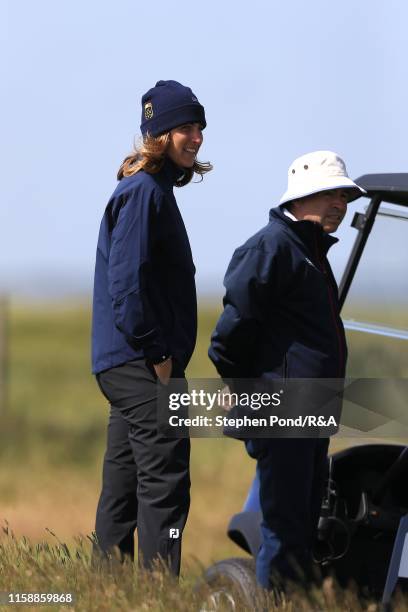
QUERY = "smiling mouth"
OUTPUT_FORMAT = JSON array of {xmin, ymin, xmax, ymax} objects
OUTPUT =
[{"xmin": 184, "ymin": 148, "xmax": 198, "ymax": 154}]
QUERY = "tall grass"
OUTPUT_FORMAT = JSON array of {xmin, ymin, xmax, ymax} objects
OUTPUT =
[{"xmin": 3, "ymin": 523, "xmax": 404, "ymax": 612}]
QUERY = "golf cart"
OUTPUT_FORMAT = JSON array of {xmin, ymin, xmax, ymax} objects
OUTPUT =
[{"xmin": 201, "ymin": 174, "xmax": 408, "ymax": 610}]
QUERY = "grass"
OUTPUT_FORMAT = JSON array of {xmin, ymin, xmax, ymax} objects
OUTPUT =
[
  {"xmin": 0, "ymin": 301, "xmax": 407, "ymax": 609},
  {"xmin": 3, "ymin": 525, "xmax": 408, "ymax": 611},
  {"xmin": 3, "ymin": 524, "xmax": 406, "ymax": 612},
  {"xmin": 0, "ymin": 522, "xmax": 202, "ymax": 612}
]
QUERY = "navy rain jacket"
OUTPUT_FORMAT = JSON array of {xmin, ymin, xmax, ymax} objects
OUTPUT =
[
  {"xmin": 209, "ymin": 206, "xmax": 347, "ymax": 381},
  {"xmin": 92, "ymin": 158, "xmax": 197, "ymax": 374}
]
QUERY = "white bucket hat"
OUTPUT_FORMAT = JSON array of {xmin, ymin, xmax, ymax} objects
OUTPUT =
[{"xmin": 279, "ymin": 150, "xmax": 366, "ymax": 205}]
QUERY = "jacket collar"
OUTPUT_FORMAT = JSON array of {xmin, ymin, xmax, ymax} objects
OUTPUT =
[
  {"xmin": 160, "ymin": 156, "xmax": 185, "ymax": 186},
  {"xmin": 269, "ymin": 205, "xmax": 339, "ymax": 255}
]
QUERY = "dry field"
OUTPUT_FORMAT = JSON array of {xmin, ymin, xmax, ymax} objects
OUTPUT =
[{"xmin": 0, "ymin": 302, "xmax": 406, "ymax": 610}]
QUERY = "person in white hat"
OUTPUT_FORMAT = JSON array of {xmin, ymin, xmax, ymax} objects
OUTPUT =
[
  {"xmin": 209, "ymin": 151, "xmax": 365, "ymax": 590},
  {"xmin": 279, "ymin": 150, "xmax": 365, "ymax": 232}
]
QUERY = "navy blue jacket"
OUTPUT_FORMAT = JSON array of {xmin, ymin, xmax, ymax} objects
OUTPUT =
[
  {"xmin": 209, "ymin": 206, "xmax": 347, "ymax": 381},
  {"xmin": 92, "ymin": 158, "xmax": 197, "ymax": 374}
]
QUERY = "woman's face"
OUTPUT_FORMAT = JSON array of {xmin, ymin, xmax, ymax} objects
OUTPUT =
[{"xmin": 166, "ymin": 123, "xmax": 203, "ymax": 168}]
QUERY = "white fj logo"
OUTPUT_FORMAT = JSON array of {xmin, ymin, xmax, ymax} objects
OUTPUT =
[{"xmin": 169, "ymin": 528, "xmax": 180, "ymax": 539}]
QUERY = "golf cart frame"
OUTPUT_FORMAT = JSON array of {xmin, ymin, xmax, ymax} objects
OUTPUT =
[{"xmin": 204, "ymin": 174, "xmax": 408, "ymax": 610}]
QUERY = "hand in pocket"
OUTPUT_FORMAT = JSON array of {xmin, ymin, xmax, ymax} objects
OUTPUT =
[{"xmin": 153, "ymin": 357, "xmax": 173, "ymax": 386}]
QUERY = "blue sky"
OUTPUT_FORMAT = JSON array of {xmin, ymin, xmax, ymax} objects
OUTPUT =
[{"xmin": 2, "ymin": 0, "xmax": 407, "ymax": 300}]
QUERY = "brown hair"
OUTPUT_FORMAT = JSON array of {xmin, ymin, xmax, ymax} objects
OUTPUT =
[{"xmin": 117, "ymin": 133, "xmax": 212, "ymax": 187}]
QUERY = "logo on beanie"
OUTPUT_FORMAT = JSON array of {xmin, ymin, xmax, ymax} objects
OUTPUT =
[{"xmin": 144, "ymin": 101, "xmax": 153, "ymax": 120}]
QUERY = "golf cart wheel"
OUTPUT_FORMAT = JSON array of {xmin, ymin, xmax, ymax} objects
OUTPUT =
[{"xmin": 200, "ymin": 557, "xmax": 262, "ymax": 611}]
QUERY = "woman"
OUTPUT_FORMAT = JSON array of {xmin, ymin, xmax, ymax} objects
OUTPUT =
[{"xmin": 91, "ymin": 80, "xmax": 211, "ymax": 574}]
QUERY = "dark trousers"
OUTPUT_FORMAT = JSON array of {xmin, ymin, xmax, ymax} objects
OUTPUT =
[
  {"xmin": 246, "ymin": 437, "xmax": 329, "ymax": 589},
  {"xmin": 94, "ymin": 359, "xmax": 190, "ymax": 575}
]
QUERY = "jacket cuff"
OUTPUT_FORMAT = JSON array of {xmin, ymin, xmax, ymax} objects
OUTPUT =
[
  {"xmin": 143, "ymin": 341, "xmax": 170, "ymax": 364},
  {"xmin": 124, "ymin": 326, "xmax": 168, "ymax": 363}
]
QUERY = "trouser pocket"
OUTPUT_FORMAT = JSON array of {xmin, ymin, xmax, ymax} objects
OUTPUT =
[
  {"xmin": 97, "ymin": 360, "xmax": 157, "ymax": 410},
  {"xmin": 95, "ymin": 374, "xmax": 111, "ymax": 402}
]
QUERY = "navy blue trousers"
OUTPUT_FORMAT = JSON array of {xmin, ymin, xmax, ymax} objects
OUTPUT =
[{"xmin": 246, "ymin": 437, "xmax": 329, "ymax": 589}]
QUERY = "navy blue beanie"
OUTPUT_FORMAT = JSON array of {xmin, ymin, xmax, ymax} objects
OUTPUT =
[{"xmin": 140, "ymin": 80, "xmax": 206, "ymax": 138}]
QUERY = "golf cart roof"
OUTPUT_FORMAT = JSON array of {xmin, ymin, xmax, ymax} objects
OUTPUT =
[
  {"xmin": 339, "ymin": 172, "xmax": 408, "ymax": 309},
  {"xmin": 355, "ymin": 173, "xmax": 408, "ymax": 206}
]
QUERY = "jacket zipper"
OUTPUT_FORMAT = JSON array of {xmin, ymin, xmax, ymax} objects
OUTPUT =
[
  {"xmin": 283, "ymin": 353, "xmax": 288, "ymax": 379},
  {"xmin": 312, "ymin": 226, "xmax": 345, "ymax": 378}
]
